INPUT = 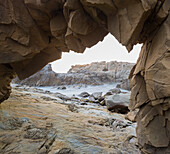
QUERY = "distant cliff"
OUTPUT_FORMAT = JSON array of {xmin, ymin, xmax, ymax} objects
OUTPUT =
[{"xmin": 13, "ymin": 61, "xmax": 134, "ymax": 87}]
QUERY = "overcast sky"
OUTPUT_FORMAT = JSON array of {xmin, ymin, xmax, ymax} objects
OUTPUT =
[{"xmin": 52, "ymin": 33, "xmax": 142, "ymax": 73}]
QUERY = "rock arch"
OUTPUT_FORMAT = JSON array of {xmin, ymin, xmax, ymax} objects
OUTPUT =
[{"xmin": 0, "ymin": 0, "xmax": 169, "ymax": 153}]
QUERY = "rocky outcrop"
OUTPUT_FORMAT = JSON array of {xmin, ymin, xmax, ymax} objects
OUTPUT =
[
  {"xmin": 0, "ymin": 86, "xmax": 139, "ymax": 154},
  {"xmin": 13, "ymin": 64, "xmax": 57, "ymax": 86},
  {"xmin": 69, "ymin": 61, "xmax": 134, "ymax": 82},
  {"xmin": 14, "ymin": 61, "xmax": 134, "ymax": 86},
  {"xmin": 116, "ymin": 79, "xmax": 130, "ymax": 90},
  {"xmin": 0, "ymin": 0, "xmax": 169, "ymax": 152},
  {"xmin": 105, "ymin": 92, "xmax": 130, "ymax": 114},
  {"xmin": 0, "ymin": 64, "xmax": 15, "ymax": 103},
  {"xmin": 129, "ymin": 7, "xmax": 170, "ymax": 153}
]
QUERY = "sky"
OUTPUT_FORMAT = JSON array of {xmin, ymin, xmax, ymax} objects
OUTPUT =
[{"xmin": 52, "ymin": 33, "xmax": 142, "ymax": 73}]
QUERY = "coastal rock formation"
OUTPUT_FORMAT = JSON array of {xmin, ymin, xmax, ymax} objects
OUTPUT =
[
  {"xmin": 0, "ymin": 86, "xmax": 139, "ymax": 154},
  {"xmin": 116, "ymin": 79, "xmax": 130, "ymax": 90},
  {"xmin": 105, "ymin": 92, "xmax": 130, "ymax": 114},
  {"xmin": 13, "ymin": 61, "xmax": 133, "ymax": 86},
  {"xmin": 13, "ymin": 64, "xmax": 57, "ymax": 86},
  {"xmin": 0, "ymin": 0, "xmax": 169, "ymax": 152}
]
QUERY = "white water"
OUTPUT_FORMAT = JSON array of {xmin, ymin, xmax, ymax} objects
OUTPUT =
[{"xmin": 35, "ymin": 83, "xmax": 128, "ymax": 97}]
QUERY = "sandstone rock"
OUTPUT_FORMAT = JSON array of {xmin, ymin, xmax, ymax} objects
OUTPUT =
[
  {"xmin": 125, "ymin": 110, "xmax": 138, "ymax": 122},
  {"xmin": 68, "ymin": 61, "xmax": 134, "ymax": 82},
  {"xmin": 0, "ymin": 64, "xmax": 15, "ymax": 103},
  {"xmin": 0, "ymin": 0, "xmax": 169, "ymax": 152},
  {"xmin": 13, "ymin": 64, "xmax": 57, "ymax": 86},
  {"xmin": 14, "ymin": 61, "xmax": 134, "ymax": 86},
  {"xmin": 105, "ymin": 93, "xmax": 130, "ymax": 114}
]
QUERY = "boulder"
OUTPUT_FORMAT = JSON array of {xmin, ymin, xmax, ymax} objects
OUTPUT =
[
  {"xmin": 109, "ymin": 88, "xmax": 121, "ymax": 94},
  {"xmin": 117, "ymin": 79, "xmax": 130, "ymax": 91},
  {"xmin": 57, "ymin": 86, "xmax": 67, "ymax": 90},
  {"xmin": 91, "ymin": 92, "xmax": 102, "ymax": 100},
  {"xmin": 78, "ymin": 92, "xmax": 90, "ymax": 98},
  {"xmin": 88, "ymin": 95, "xmax": 98, "ymax": 103},
  {"xmin": 54, "ymin": 92, "xmax": 71, "ymax": 101},
  {"xmin": 105, "ymin": 93, "xmax": 130, "ymax": 114}
]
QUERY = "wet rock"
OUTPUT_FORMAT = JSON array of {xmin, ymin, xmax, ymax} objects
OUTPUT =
[
  {"xmin": 91, "ymin": 92, "xmax": 102, "ymax": 100},
  {"xmin": 80, "ymin": 102, "xmax": 88, "ymax": 105},
  {"xmin": 57, "ymin": 86, "xmax": 66, "ymax": 90},
  {"xmin": 78, "ymin": 92, "xmax": 90, "ymax": 98},
  {"xmin": 54, "ymin": 93, "xmax": 71, "ymax": 101},
  {"xmin": 108, "ymin": 104, "xmax": 129, "ymax": 114},
  {"xmin": 104, "ymin": 91, "xmax": 113, "ymax": 97},
  {"xmin": 88, "ymin": 95, "xmax": 99, "ymax": 103},
  {"xmin": 105, "ymin": 93, "xmax": 130, "ymax": 114},
  {"xmin": 41, "ymin": 96, "xmax": 57, "ymax": 101},
  {"xmin": 98, "ymin": 96, "xmax": 104, "ymax": 102},
  {"xmin": 109, "ymin": 88, "xmax": 121, "ymax": 94},
  {"xmin": 99, "ymin": 100, "xmax": 105, "ymax": 106},
  {"xmin": 45, "ymin": 90, "xmax": 52, "ymax": 94}
]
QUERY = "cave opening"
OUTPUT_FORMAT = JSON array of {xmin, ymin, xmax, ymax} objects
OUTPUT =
[
  {"xmin": 0, "ymin": 0, "xmax": 169, "ymax": 153},
  {"xmin": 51, "ymin": 33, "xmax": 142, "ymax": 73}
]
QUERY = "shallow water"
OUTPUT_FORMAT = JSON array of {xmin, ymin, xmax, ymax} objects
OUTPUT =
[{"xmin": 34, "ymin": 83, "xmax": 128, "ymax": 97}]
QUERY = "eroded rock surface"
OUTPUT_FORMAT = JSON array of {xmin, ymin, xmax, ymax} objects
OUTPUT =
[
  {"xmin": 13, "ymin": 61, "xmax": 133, "ymax": 86},
  {"xmin": 0, "ymin": 0, "xmax": 170, "ymax": 152},
  {"xmin": 0, "ymin": 87, "xmax": 139, "ymax": 154}
]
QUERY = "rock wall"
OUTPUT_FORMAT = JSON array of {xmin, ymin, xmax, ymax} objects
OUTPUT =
[
  {"xmin": 14, "ymin": 61, "xmax": 133, "ymax": 86},
  {"xmin": 69, "ymin": 61, "xmax": 133, "ymax": 81},
  {"xmin": 0, "ymin": 0, "xmax": 169, "ymax": 153},
  {"xmin": 129, "ymin": 7, "xmax": 170, "ymax": 153}
]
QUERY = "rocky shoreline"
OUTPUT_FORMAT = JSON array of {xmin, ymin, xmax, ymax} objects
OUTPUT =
[
  {"xmin": 13, "ymin": 61, "xmax": 133, "ymax": 90},
  {"xmin": 0, "ymin": 84, "xmax": 140, "ymax": 153}
]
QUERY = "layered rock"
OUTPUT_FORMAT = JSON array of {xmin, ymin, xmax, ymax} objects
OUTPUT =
[
  {"xmin": 14, "ymin": 61, "xmax": 134, "ymax": 86},
  {"xmin": 13, "ymin": 64, "xmax": 57, "ymax": 86},
  {"xmin": 0, "ymin": 86, "xmax": 139, "ymax": 154},
  {"xmin": 69, "ymin": 61, "xmax": 134, "ymax": 82},
  {"xmin": 0, "ymin": 0, "xmax": 169, "ymax": 153},
  {"xmin": 129, "ymin": 5, "xmax": 170, "ymax": 152}
]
